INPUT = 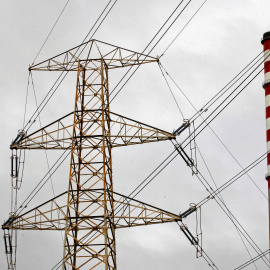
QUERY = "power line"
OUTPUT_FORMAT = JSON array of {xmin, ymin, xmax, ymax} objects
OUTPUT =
[
  {"xmin": 15, "ymin": 148, "xmax": 71, "ymax": 217},
  {"xmin": 235, "ymin": 249, "xmax": 270, "ymax": 270},
  {"xmin": 112, "ymin": 49, "xmax": 270, "ymax": 265},
  {"xmin": 22, "ymin": 73, "xmax": 31, "ymax": 128},
  {"xmin": 114, "ymin": 131, "xmax": 268, "ymax": 265},
  {"xmin": 32, "ymin": 0, "xmax": 70, "ymax": 65},
  {"xmin": 23, "ymin": 0, "xmax": 118, "ymax": 132},
  {"xmin": 159, "ymin": 62, "xmax": 267, "ymax": 200},
  {"xmin": 24, "ymin": 0, "xmax": 194, "ymax": 133},
  {"xmin": 176, "ymin": 221, "xmax": 219, "ymax": 269},
  {"xmin": 189, "ymin": 51, "xmax": 265, "ymax": 124},
  {"xmin": 187, "ymin": 151, "xmax": 269, "ymax": 266},
  {"xmin": 192, "ymin": 152, "xmax": 269, "ymax": 266},
  {"xmin": 159, "ymin": 62, "xmax": 185, "ymax": 119},
  {"xmin": 160, "ymin": 0, "xmax": 208, "ymax": 57},
  {"xmin": 18, "ymin": 0, "xmax": 192, "ymax": 219},
  {"xmin": 158, "ymin": 49, "xmax": 263, "ymax": 124},
  {"xmin": 197, "ymin": 151, "xmax": 268, "ymax": 209},
  {"xmin": 181, "ymin": 55, "xmax": 270, "ymax": 148},
  {"xmin": 109, "ymin": 0, "xmax": 185, "ymax": 98},
  {"xmin": 109, "ymin": 0, "xmax": 193, "ymax": 102},
  {"xmin": 196, "ymin": 144, "xmax": 259, "ymax": 269},
  {"xmin": 30, "ymin": 72, "xmax": 56, "ymax": 198}
]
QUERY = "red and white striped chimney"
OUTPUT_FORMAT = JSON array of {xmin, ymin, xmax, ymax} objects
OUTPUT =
[
  {"xmin": 262, "ymin": 31, "xmax": 270, "ymax": 250},
  {"xmin": 262, "ymin": 33, "xmax": 270, "ymax": 180}
]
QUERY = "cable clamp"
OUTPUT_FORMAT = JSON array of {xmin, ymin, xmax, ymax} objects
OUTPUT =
[
  {"xmin": 11, "ymin": 129, "xmax": 26, "ymax": 147},
  {"xmin": 173, "ymin": 119, "xmax": 190, "ymax": 135},
  {"xmin": 179, "ymin": 224, "xmax": 198, "ymax": 246}
]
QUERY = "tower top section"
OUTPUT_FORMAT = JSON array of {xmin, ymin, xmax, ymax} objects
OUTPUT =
[
  {"xmin": 261, "ymin": 31, "xmax": 270, "ymax": 45},
  {"xmin": 29, "ymin": 40, "xmax": 158, "ymax": 71}
]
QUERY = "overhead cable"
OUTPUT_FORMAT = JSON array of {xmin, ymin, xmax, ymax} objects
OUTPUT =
[
  {"xmin": 177, "ymin": 221, "xmax": 219, "ymax": 269},
  {"xmin": 185, "ymin": 147, "xmax": 269, "ymax": 266},
  {"xmin": 32, "ymin": 0, "xmax": 70, "ymax": 65},
  {"xmin": 30, "ymin": 72, "xmax": 56, "ymax": 198},
  {"xmin": 158, "ymin": 62, "xmax": 185, "ymax": 119},
  {"xmin": 196, "ymin": 144, "xmax": 260, "ymax": 269},
  {"xmin": 23, "ymin": 0, "xmax": 118, "ymax": 132},
  {"xmin": 189, "ymin": 51, "xmax": 265, "ymax": 124},
  {"xmin": 160, "ymin": 62, "xmax": 267, "ymax": 200},
  {"xmin": 109, "ymin": 0, "xmax": 193, "ymax": 102},
  {"xmin": 197, "ymin": 151, "xmax": 268, "ymax": 209},
  {"xmin": 22, "ymin": 73, "xmax": 31, "ymax": 128},
  {"xmin": 14, "ymin": 148, "xmax": 71, "ymax": 217},
  {"xmin": 160, "ymin": 0, "xmax": 208, "ymax": 57},
  {"xmin": 182, "ymin": 56, "xmax": 270, "ymax": 148},
  {"xmin": 192, "ymin": 152, "xmax": 269, "ymax": 266},
  {"xmin": 118, "ymin": 132, "xmax": 268, "ymax": 264},
  {"xmin": 234, "ymin": 249, "xmax": 270, "ymax": 270}
]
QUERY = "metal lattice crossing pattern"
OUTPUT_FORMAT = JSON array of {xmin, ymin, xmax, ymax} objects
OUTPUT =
[{"xmin": 4, "ymin": 40, "xmax": 180, "ymax": 270}]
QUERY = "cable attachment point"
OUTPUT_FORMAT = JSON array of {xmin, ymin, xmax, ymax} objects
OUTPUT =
[
  {"xmin": 11, "ymin": 129, "xmax": 26, "ymax": 148},
  {"xmin": 3, "ymin": 230, "xmax": 12, "ymax": 255},
  {"xmin": 179, "ymin": 224, "xmax": 198, "ymax": 246},
  {"xmin": 188, "ymin": 122, "xmax": 198, "ymax": 175},
  {"xmin": 179, "ymin": 204, "xmax": 197, "ymax": 218},
  {"xmin": 173, "ymin": 119, "xmax": 190, "ymax": 135},
  {"xmin": 3, "ymin": 228, "xmax": 16, "ymax": 270},
  {"xmin": 10, "ymin": 148, "xmax": 24, "ymax": 190},
  {"xmin": 174, "ymin": 144, "xmax": 197, "ymax": 176},
  {"xmin": 2, "ymin": 213, "xmax": 16, "ymax": 229},
  {"xmin": 10, "ymin": 154, "xmax": 18, "ymax": 178},
  {"xmin": 195, "ymin": 206, "xmax": 203, "ymax": 258},
  {"xmin": 178, "ymin": 207, "xmax": 203, "ymax": 259}
]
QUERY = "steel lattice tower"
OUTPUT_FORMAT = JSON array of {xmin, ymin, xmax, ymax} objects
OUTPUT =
[{"xmin": 3, "ymin": 40, "xmax": 182, "ymax": 270}]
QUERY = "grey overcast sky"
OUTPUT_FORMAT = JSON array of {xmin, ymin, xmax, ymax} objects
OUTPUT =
[{"xmin": 1, "ymin": 0, "xmax": 270, "ymax": 269}]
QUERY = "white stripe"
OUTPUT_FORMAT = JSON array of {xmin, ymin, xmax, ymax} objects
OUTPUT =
[
  {"xmin": 265, "ymin": 72, "xmax": 270, "ymax": 81},
  {"xmin": 264, "ymin": 49, "xmax": 270, "ymax": 62},
  {"xmin": 265, "ymin": 95, "xmax": 270, "ymax": 107},
  {"xmin": 266, "ymin": 118, "xmax": 270, "ymax": 131},
  {"xmin": 267, "ymin": 141, "xmax": 270, "ymax": 150},
  {"xmin": 267, "ymin": 164, "xmax": 270, "ymax": 173}
]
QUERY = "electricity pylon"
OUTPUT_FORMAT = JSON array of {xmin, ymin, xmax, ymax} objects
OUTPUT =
[{"xmin": 3, "ymin": 40, "xmax": 182, "ymax": 270}]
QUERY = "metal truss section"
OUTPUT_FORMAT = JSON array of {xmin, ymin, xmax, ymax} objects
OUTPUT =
[
  {"xmin": 2, "ymin": 192, "xmax": 68, "ymax": 230},
  {"xmin": 10, "ymin": 112, "xmax": 74, "ymax": 150},
  {"xmin": 113, "ymin": 191, "xmax": 182, "ymax": 228},
  {"xmin": 29, "ymin": 40, "xmax": 158, "ymax": 72},
  {"xmin": 2, "ymin": 190, "xmax": 181, "ymax": 231},
  {"xmin": 10, "ymin": 110, "xmax": 175, "ymax": 150},
  {"xmin": 109, "ymin": 112, "xmax": 175, "ymax": 147},
  {"xmin": 4, "ymin": 41, "xmax": 176, "ymax": 270}
]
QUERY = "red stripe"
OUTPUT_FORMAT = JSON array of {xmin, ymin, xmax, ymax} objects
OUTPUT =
[
  {"xmin": 264, "ymin": 39, "xmax": 270, "ymax": 51},
  {"xmin": 267, "ymin": 153, "xmax": 270, "ymax": 165},
  {"xmin": 265, "ymin": 86, "xmax": 270, "ymax": 96},
  {"xmin": 268, "ymin": 179, "xmax": 270, "ymax": 189},
  {"xmin": 264, "ymin": 63, "xmax": 270, "ymax": 73},
  {"xmin": 266, "ymin": 106, "xmax": 270, "ymax": 119},
  {"xmin": 267, "ymin": 129, "xmax": 270, "ymax": 142}
]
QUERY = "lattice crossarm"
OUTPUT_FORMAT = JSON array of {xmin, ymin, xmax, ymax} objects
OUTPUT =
[
  {"xmin": 2, "ymin": 192, "xmax": 69, "ymax": 230},
  {"xmin": 109, "ymin": 112, "xmax": 175, "ymax": 147},
  {"xmin": 112, "ymin": 192, "xmax": 182, "ymax": 229},
  {"xmin": 10, "ymin": 110, "xmax": 102, "ymax": 150},
  {"xmin": 29, "ymin": 40, "xmax": 158, "ymax": 72},
  {"xmin": 10, "ymin": 112, "xmax": 76, "ymax": 150}
]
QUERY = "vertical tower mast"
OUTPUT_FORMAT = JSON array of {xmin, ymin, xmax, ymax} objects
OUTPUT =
[
  {"xmin": 261, "ymin": 31, "xmax": 270, "ymax": 253},
  {"xmin": 63, "ymin": 59, "xmax": 116, "ymax": 269}
]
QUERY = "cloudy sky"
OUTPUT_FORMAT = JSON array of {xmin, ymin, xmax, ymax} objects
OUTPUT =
[{"xmin": 1, "ymin": 0, "xmax": 270, "ymax": 269}]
